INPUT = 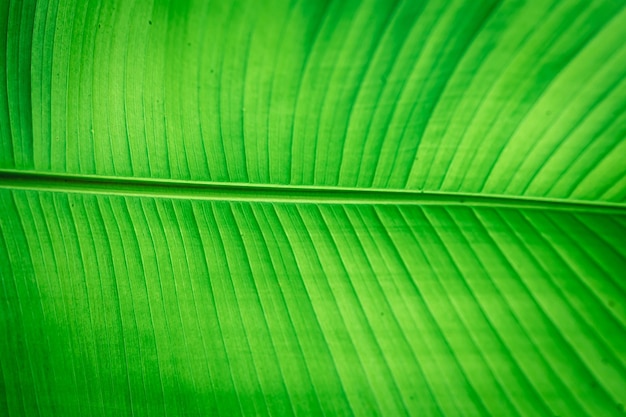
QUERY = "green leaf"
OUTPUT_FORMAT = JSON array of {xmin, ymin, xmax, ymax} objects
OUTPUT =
[{"xmin": 1, "ymin": 0, "xmax": 625, "ymax": 416}]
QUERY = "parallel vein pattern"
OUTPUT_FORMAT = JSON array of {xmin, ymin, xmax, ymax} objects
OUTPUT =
[
  {"xmin": 2, "ymin": 0, "xmax": 626, "ymax": 201},
  {"xmin": 2, "ymin": 1, "xmax": 626, "ymax": 416},
  {"xmin": 1, "ymin": 189, "xmax": 625, "ymax": 416}
]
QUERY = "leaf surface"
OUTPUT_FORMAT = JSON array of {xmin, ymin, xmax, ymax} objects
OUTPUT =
[{"xmin": 1, "ymin": 0, "xmax": 626, "ymax": 416}]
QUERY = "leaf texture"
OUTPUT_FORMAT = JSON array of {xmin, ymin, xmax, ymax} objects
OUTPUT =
[
  {"xmin": 2, "ymin": 0, "xmax": 626, "ymax": 201},
  {"xmin": 2, "ymin": 0, "xmax": 626, "ymax": 416},
  {"xmin": 1, "ymin": 189, "xmax": 626, "ymax": 416}
]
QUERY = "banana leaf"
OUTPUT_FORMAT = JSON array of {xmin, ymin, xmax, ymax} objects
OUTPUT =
[{"xmin": 1, "ymin": 0, "xmax": 625, "ymax": 416}]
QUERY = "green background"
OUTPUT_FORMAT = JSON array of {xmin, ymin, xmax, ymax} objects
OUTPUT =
[{"xmin": 1, "ymin": 0, "xmax": 626, "ymax": 415}]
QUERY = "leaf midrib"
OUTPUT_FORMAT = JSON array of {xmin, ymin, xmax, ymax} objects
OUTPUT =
[{"xmin": 1, "ymin": 169, "xmax": 625, "ymax": 214}]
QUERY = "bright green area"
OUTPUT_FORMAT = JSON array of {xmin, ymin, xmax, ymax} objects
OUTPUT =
[
  {"xmin": 2, "ymin": 0, "xmax": 626, "ymax": 416},
  {"xmin": 2, "ymin": 0, "xmax": 626, "ymax": 200},
  {"xmin": 2, "ymin": 190, "xmax": 626, "ymax": 416}
]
